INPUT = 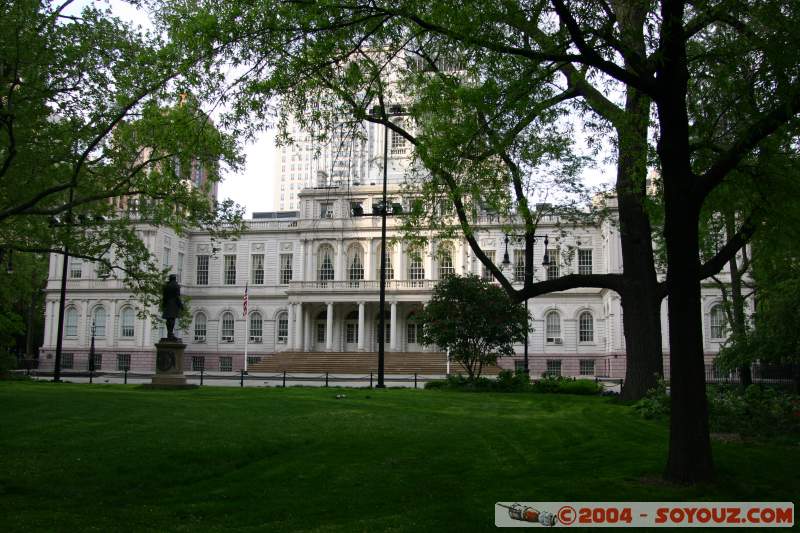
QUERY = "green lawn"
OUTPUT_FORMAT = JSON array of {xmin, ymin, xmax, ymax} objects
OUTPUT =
[{"xmin": 1, "ymin": 381, "xmax": 797, "ymax": 532}]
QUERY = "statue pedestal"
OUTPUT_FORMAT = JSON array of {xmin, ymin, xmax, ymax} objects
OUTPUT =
[{"xmin": 146, "ymin": 338, "xmax": 195, "ymax": 389}]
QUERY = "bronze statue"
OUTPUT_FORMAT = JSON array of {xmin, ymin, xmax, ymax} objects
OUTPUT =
[{"xmin": 161, "ymin": 274, "xmax": 184, "ymax": 340}]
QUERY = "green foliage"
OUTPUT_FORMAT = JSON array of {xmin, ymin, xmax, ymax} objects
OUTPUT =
[
  {"xmin": 495, "ymin": 369, "xmax": 532, "ymax": 392},
  {"xmin": 1, "ymin": 0, "xmax": 245, "ymax": 316},
  {"xmin": 531, "ymin": 376, "xmax": 603, "ymax": 396},
  {"xmin": 708, "ymin": 385, "xmax": 800, "ymax": 439},
  {"xmin": 417, "ymin": 275, "xmax": 528, "ymax": 379},
  {"xmin": 633, "ymin": 379, "xmax": 671, "ymax": 420}
]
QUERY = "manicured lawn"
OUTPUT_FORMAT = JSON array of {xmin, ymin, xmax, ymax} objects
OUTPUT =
[{"xmin": 0, "ymin": 381, "xmax": 797, "ymax": 532}]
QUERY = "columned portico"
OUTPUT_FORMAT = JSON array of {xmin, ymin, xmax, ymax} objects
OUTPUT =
[
  {"xmin": 325, "ymin": 301, "xmax": 333, "ymax": 351},
  {"xmin": 357, "ymin": 301, "xmax": 365, "ymax": 351}
]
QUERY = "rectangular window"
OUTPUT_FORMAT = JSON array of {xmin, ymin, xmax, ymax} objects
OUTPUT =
[
  {"xmin": 192, "ymin": 356, "xmax": 205, "ymax": 371},
  {"xmin": 278, "ymin": 315, "xmax": 289, "ymax": 343},
  {"xmin": 90, "ymin": 353, "xmax": 102, "ymax": 371},
  {"xmin": 578, "ymin": 249, "xmax": 593, "ymax": 275},
  {"xmin": 346, "ymin": 323, "xmax": 358, "ymax": 344},
  {"xmin": 162, "ymin": 247, "xmax": 171, "ymax": 270},
  {"xmin": 69, "ymin": 258, "xmax": 82, "ymax": 279},
  {"xmin": 320, "ymin": 202, "xmax": 334, "ymax": 218},
  {"xmin": 177, "ymin": 252, "xmax": 184, "ymax": 283},
  {"xmin": 408, "ymin": 253, "xmax": 425, "ymax": 285},
  {"xmin": 407, "ymin": 323, "xmax": 417, "ymax": 344},
  {"xmin": 514, "ymin": 359, "xmax": 526, "ymax": 372},
  {"xmin": 546, "ymin": 249, "xmax": 560, "ymax": 280},
  {"xmin": 251, "ymin": 254, "xmax": 264, "ymax": 284},
  {"xmin": 224, "ymin": 255, "xmax": 237, "ymax": 285},
  {"xmin": 316, "ymin": 323, "xmax": 326, "ymax": 343},
  {"xmin": 247, "ymin": 356, "xmax": 261, "ymax": 366},
  {"xmin": 481, "ymin": 251, "xmax": 495, "ymax": 281},
  {"xmin": 390, "ymin": 118, "xmax": 406, "ymax": 155},
  {"xmin": 219, "ymin": 357, "xmax": 233, "ymax": 372},
  {"xmin": 62, "ymin": 353, "xmax": 74, "ymax": 369},
  {"xmin": 546, "ymin": 359, "xmax": 562, "ymax": 377},
  {"xmin": 196, "ymin": 255, "xmax": 209, "ymax": 285},
  {"xmin": 579, "ymin": 359, "xmax": 595, "ymax": 376},
  {"xmin": 280, "ymin": 254, "xmax": 293, "ymax": 285},
  {"xmin": 514, "ymin": 250, "xmax": 526, "ymax": 283},
  {"xmin": 116, "ymin": 353, "xmax": 131, "ymax": 371}
]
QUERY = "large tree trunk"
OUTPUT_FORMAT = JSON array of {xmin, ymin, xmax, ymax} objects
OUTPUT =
[
  {"xmin": 724, "ymin": 214, "xmax": 752, "ymax": 387},
  {"xmin": 657, "ymin": 0, "xmax": 714, "ymax": 484},
  {"xmin": 616, "ymin": 84, "xmax": 663, "ymax": 402},
  {"xmin": 612, "ymin": 0, "xmax": 664, "ymax": 401}
]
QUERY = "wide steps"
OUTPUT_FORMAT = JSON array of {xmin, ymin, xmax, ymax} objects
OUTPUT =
[{"xmin": 248, "ymin": 351, "xmax": 502, "ymax": 375}]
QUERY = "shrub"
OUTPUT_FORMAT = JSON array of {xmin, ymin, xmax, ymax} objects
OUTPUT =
[
  {"xmin": 633, "ymin": 379, "xmax": 670, "ymax": 419},
  {"xmin": 495, "ymin": 370, "xmax": 532, "ymax": 392},
  {"xmin": 531, "ymin": 376, "xmax": 602, "ymax": 395},
  {"xmin": 708, "ymin": 385, "xmax": 800, "ymax": 437}
]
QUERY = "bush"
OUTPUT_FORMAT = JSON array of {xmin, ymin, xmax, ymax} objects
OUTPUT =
[
  {"xmin": 708, "ymin": 385, "xmax": 800, "ymax": 438},
  {"xmin": 0, "ymin": 351, "xmax": 18, "ymax": 379},
  {"xmin": 495, "ymin": 370, "xmax": 532, "ymax": 392},
  {"xmin": 531, "ymin": 375, "xmax": 603, "ymax": 395},
  {"xmin": 633, "ymin": 379, "xmax": 670, "ymax": 419}
]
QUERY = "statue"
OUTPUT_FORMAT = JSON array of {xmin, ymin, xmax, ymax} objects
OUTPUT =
[{"xmin": 161, "ymin": 274, "xmax": 184, "ymax": 340}]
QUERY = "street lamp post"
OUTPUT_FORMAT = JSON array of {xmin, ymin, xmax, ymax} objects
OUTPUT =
[
  {"xmin": 372, "ymin": 104, "xmax": 408, "ymax": 389},
  {"xmin": 502, "ymin": 233, "xmax": 549, "ymax": 374}
]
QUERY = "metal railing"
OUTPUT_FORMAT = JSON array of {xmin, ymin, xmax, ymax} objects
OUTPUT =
[{"xmin": 288, "ymin": 279, "xmax": 436, "ymax": 291}]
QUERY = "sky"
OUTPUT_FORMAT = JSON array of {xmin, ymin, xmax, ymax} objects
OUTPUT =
[{"xmin": 88, "ymin": 1, "xmax": 615, "ymax": 218}]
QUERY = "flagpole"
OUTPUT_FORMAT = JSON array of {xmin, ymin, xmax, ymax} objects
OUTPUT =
[{"xmin": 243, "ymin": 283, "xmax": 249, "ymax": 374}]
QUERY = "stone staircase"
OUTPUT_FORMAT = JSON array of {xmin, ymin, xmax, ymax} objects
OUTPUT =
[{"xmin": 248, "ymin": 351, "xmax": 503, "ymax": 375}]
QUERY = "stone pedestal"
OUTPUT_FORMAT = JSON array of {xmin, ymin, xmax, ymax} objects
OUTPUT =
[{"xmin": 147, "ymin": 338, "xmax": 194, "ymax": 388}]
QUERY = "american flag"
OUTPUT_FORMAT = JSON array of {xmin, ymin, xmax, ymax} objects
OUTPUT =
[{"xmin": 243, "ymin": 283, "xmax": 248, "ymax": 316}]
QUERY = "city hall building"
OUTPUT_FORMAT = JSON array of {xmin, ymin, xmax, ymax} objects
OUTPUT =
[{"xmin": 37, "ymin": 183, "xmax": 731, "ymax": 379}]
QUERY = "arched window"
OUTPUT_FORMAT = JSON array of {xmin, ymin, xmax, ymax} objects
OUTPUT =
[
  {"xmin": 710, "ymin": 304, "xmax": 727, "ymax": 339},
  {"xmin": 221, "ymin": 311, "xmax": 235, "ymax": 342},
  {"xmin": 347, "ymin": 244, "xmax": 364, "ymax": 285},
  {"xmin": 408, "ymin": 248, "xmax": 425, "ymax": 284},
  {"xmin": 276, "ymin": 312, "xmax": 288, "ymax": 343},
  {"xmin": 376, "ymin": 244, "xmax": 394, "ymax": 280},
  {"xmin": 92, "ymin": 306, "xmax": 107, "ymax": 337},
  {"xmin": 438, "ymin": 243, "xmax": 455, "ymax": 279},
  {"xmin": 194, "ymin": 313, "xmax": 207, "ymax": 342},
  {"xmin": 545, "ymin": 311, "xmax": 561, "ymax": 343},
  {"xmin": 318, "ymin": 244, "xmax": 335, "ymax": 281},
  {"xmin": 579, "ymin": 311, "xmax": 594, "ymax": 342},
  {"xmin": 65, "ymin": 307, "xmax": 78, "ymax": 337},
  {"xmin": 120, "ymin": 307, "xmax": 135, "ymax": 338},
  {"xmin": 249, "ymin": 312, "xmax": 263, "ymax": 343}
]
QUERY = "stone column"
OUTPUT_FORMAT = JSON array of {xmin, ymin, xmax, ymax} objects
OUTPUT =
[
  {"xmin": 109, "ymin": 300, "xmax": 117, "ymax": 349},
  {"xmin": 365, "ymin": 240, "xmax": 373, "ymax": 281},
  {"xmin": 357, "ymin": 301, "xmax": 365, "ymax": 351},
  {"xmin": 287, "ymin": 303, "xmax": 295, "ymax": 351},
  {"xmin": 325, "ymin": 301, "xmax": 333, "ymax": 351},
  {"xmin": 295, "ymin": 303, "xmax": 303, "ymax": 351},
  {"xmin": 390, "ymin": 301, "xmax": 398, "ymax": 351},
  {"xmin": 303, "ymin": 306, "xmax": 311, "ymax": 351},
  {"xmin": 336, "ymin": 240, "xmax": 345, "ymax": 281},
  {"xmin": 427, "ymin": 239, "xmax": 435, "ymax": 281}
]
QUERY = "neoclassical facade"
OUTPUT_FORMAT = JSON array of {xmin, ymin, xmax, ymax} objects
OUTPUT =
[{"xmin": 38, "ymin": 185, "xmax": 731, "ymax": 377}]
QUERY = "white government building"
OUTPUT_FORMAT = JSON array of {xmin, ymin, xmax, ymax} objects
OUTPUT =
[{"xmin": 37, "ymin": 181, "xmax": 731, "ymax": 378}]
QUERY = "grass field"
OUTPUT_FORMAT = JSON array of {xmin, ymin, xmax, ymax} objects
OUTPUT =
[{"xmin": 1, "ymin": 381, "xmax": 798, "ymax": 532}]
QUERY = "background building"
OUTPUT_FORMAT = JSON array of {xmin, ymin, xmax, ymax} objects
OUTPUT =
[{"xmin": 38, "ymin": 184, "xmax": 731, "ymax": 378}]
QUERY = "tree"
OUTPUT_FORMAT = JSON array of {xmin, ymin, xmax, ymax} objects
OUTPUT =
[
  {"xmin": 1, "ymin": 0, "xmax": 245, "ymax": 311},
  {"xmin": 417, "ymin": 275, "xmax": 528, "ymax": 380},
  {"xmin": 159, "ymin": 0, "xmax": 799, "ymax": 483}
]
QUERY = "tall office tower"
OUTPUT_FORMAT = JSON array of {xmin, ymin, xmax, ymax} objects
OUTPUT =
[{"xmin": 274, "ymin": 114, "xmax": 412, "ymax": 212}]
